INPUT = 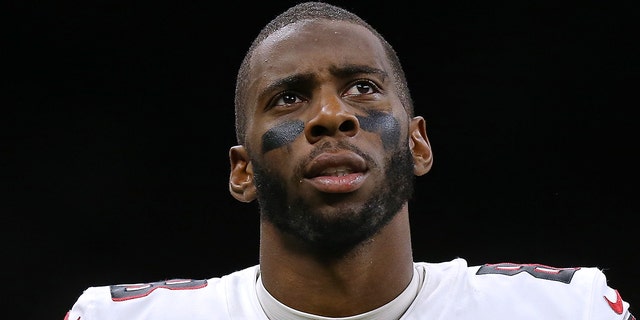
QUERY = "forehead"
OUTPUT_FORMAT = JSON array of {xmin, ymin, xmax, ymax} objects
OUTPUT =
[{"xmin": 248, "ymin": 19, "xmax": 390, "ymax": 90}]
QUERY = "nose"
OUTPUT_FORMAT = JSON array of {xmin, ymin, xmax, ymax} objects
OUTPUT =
[{"xmin": 304, "ymin": 94, "xmax": 360, "ymax": 144}]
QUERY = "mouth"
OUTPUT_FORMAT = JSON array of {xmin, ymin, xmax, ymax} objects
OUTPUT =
[
  {"xmin": 317, "ymin": 167, "xmax": 356, "ymax": 176},
  {"xmin": 303, "ymin": 151, "xmax": 368, "ymax": 193}
]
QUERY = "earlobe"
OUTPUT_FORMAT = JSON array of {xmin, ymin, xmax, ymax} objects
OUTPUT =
[
  {"xmin": 229, "ymin": 145, "xmax": 257, "ymax": 203},
  {"xmin": 409, "ymin": 116, "xmax": 433, "ymax": 176}
]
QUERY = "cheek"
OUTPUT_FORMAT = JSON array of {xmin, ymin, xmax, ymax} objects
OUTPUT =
[
  {"xmin": 261, "ymin": 119, "xmax": 305, "ymax": 154},
  {"xmin": 356, "ymin": 110, "xmax": 401, "ymax": 151}
]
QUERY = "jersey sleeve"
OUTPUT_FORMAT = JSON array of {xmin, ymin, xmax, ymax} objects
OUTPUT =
[
  {"xmin": 585, "ymin": 268, "xmax": 634, "ymax": 320},
  {"xmin": 62, "ymin": 266, "xmax": 265, "ymax": 320},
  {"xmin": 64, "ymin": 278, "xmax": 215, "ymax": 320},
  {"xmin": 65, "ymin": 285, "xmax": 112, "ymax": 320},
  {"xmin": 470, "ymin": 262, "xmax": 634, "ymax": 319}
]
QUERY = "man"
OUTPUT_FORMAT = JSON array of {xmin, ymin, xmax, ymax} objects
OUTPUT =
[{"xmin": 65, "ymin": 2, "xmax": 634, "ymax": 319}]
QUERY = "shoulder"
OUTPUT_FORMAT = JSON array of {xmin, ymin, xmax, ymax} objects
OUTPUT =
[
  {"xmin": 410, "ymin": 258, "xmax": 633, "ymax": 319},
  {"xmin": 416, "ymin": 258, "xmax": 611, "ymax": 289},
  {"xmin": 65, "ymin": 265, "xmax": 263, "ymax": 320}
]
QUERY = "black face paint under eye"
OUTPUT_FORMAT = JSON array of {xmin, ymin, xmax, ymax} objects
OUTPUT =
[
  {"xmin": 262, "ymin": 120, "xmax": 305, "ymax": 153},
  {"xmin": 356, "ymin": 110, "xmax": 400, "ymax": 151}
]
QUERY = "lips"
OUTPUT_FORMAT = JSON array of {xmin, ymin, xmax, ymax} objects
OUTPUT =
[{"xmin": 303, "ymin": 151, "xmax": 368, "ymax": 193}]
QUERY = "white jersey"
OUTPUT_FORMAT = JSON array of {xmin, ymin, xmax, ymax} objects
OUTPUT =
[{"xmin": 65, "ymin": 258, "xmax": 634, "ymax": 320}]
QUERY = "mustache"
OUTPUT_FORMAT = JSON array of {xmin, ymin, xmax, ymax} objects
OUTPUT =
[{"xmin": 296, "ymin": 140, "xmax": 376, "ymax": 174}]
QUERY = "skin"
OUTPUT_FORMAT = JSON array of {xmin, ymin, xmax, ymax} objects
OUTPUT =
[{"xmin": 229, "ymin": 19, "xmax": 433, "ymax": 317}]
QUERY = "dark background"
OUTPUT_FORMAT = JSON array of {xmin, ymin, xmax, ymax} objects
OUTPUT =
[{"xmin": 8, "ymin": 0, "xmax": 638, "ymax": 318}]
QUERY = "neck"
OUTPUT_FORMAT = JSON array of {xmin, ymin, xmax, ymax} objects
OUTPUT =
[{"xmin": 258, "ymin": 204, "xmax": 414, "ymax": 317}]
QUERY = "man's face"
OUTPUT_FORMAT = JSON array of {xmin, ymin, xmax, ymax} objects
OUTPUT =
[{"xmin": 242, "ymin": 20, "xmax": 415, "ymax": 250}]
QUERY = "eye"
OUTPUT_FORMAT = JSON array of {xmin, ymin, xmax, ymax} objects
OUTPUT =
[
  {"xmin": 343, "ymin": 80, "xmax": 380, "ymax": 97},
  {"xmin": 272, "ymin": 92, "xmax": 304, "ymax": 108}
]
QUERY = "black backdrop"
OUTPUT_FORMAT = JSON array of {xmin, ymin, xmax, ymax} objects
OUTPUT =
[{"xmin": 8, "ymin": 0, "xmax": 638, "ymax": 318}]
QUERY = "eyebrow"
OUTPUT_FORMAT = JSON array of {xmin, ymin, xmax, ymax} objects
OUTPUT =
[
  {"xmin": 330, "ymin": 64, "xmax": 388, "ymax": 80},
  {"xmin": 258, "ymin": 64, "xmax": 389, "ymax": 101},
  {"xmin": 260, "ymin": 73, "xmax": 316, "ymax": 101}
]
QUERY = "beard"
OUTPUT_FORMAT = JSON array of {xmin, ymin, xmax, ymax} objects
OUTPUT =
[{"xmin": 252, "ymin": 143, "xmax": 416, "ymax": 253}]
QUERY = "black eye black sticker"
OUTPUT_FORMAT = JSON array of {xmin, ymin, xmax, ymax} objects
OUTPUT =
[
  {"xmin": 262, "ymin": 120, "xmax": 305, "ymax": 153},
  {"xmin": 357, "ymin": 110, "xmax": 400, "ymax": 151}
]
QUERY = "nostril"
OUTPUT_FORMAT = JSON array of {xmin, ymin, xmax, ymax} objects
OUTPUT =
[
  {"xmin": 309, "ymin": 120, "xmax": 357, "ymax": 137},
  {"xmin": 310, "ymin": 126, "xmax": 328, "ymax": 137},
  {"xmin": 339, "ymin": 120, "xmax": 356, "ymax": 132}
]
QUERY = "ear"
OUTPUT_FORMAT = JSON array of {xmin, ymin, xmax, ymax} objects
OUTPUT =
[
  {"xmin": 409, "ymin": 116, "xmax": 433, "ymax": 176},
  {"xmin": 229, "ymin": 145, "xmax": 257, "ymax": 203}
]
